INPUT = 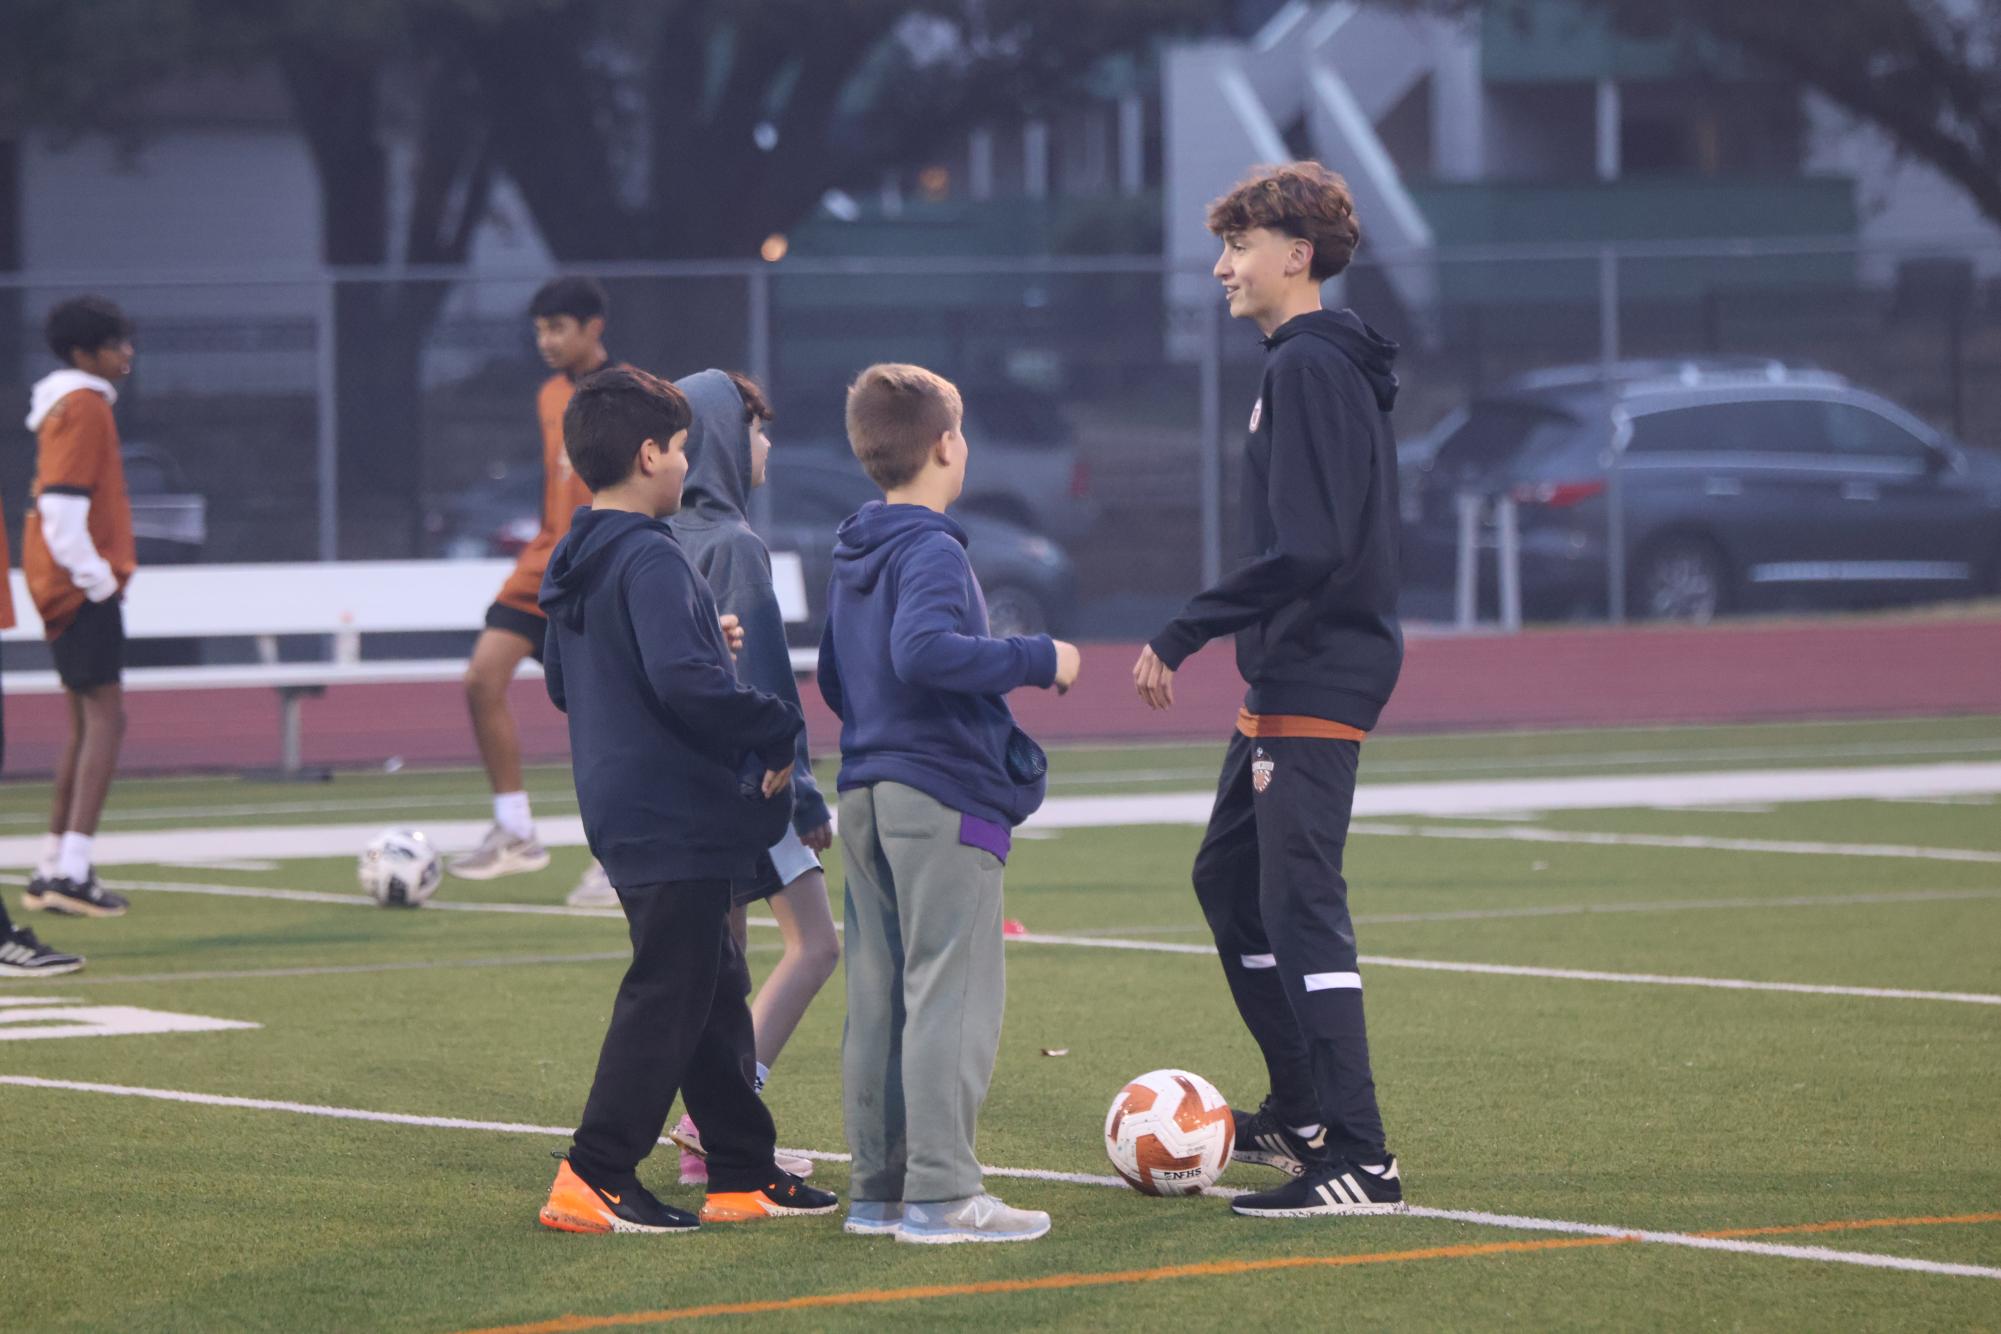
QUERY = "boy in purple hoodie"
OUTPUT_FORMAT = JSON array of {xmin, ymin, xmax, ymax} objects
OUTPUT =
[{"xmin": 818, "ymin": 363, "xmax": 1080, "ymax": 1243}]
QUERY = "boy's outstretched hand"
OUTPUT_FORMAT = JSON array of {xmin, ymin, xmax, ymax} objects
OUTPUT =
[
  {"xmin": 1052, "ymin": 639, "xmax": 1082, "ymax": 694},
  {"xmin": 719, "ymin": 614, "xmax": 745, "ymax": 654},
  {"xmin": 1132, "ymin": 644, "xmax": 1175, "ymax": 711},
  {"xmin": 761, "ymin": 766, "xmax": 794, "ymax": 799},
  {"xmin": 801, "ymin": 822, "xmax": 834, "ymax": 852}
]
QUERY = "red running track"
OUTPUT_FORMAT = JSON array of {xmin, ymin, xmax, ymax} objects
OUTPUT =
[{"xmin": 3, "ymin": 617, "xmax": 1998, "ymax": 777}]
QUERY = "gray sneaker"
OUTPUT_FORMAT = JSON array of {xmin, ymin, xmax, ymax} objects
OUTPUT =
[
  {"xmin": 563, "ymin": 861, "xmax": 618, "ymax": 908},
  {"xmin": 897, "ymin": 1193, "xmax": 1049, "ymax": 1245},
  {"xmin": 844, "ymin": 1201, "xmax": 903, "ymax": 1237},
  {"xmin": 447, "ymin": 825, "xmax": 550, "ymax": 880}
]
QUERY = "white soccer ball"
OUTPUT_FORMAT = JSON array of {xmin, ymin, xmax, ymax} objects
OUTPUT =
[
  {"xmin": 1104, "ymin": 1068, "xmax": 1236, "ymax": 1196},
  {"xmin": 358, "ymin": 829, "xmax": 442, "ymax": 908}
]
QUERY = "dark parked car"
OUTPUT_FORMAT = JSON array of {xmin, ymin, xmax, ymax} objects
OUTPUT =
[
  {"xmin": 426, "ymin": 456, "xmax": 1078, "ymax": 641},
  {"xmin": 123, "ymin": 442, "xmax": 207, "ymax": 564},
  {"xmin": 781, "ymin": 381, "xmax": 1098, "ymax": 542},
  {"xmin": 770, "ymin": 455, "xmax": 1077, "ymax": 642},
  {"xmin": 1402, "ymin": 361, "xmax": 2001, "ymax": 620}
]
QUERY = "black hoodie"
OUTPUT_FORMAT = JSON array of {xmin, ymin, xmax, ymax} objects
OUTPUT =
[
  {"xmin": 540, "ymin": 507, "xmax": 802, "ymax": 886},
  {"xmin": 1149, "ymin": 308, "xmax": 1404, "ymax": 729}
]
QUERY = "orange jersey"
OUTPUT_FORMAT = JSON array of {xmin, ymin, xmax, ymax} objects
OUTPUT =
[
  {"xmin": 22, "ymin": 388, "xmax": 136, "ymax": 639},
  {"xmin": 494, "ymin": 372, "xmax": 597, "ymax": 617}
]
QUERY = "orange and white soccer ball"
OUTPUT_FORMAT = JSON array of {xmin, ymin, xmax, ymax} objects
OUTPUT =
[{"xmin": 1104, "ymin": 1069, "xmax": 1235, "ymax": 1196}]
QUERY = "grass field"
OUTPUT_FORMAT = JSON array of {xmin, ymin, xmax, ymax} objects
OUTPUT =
[{"xmin": 3, "ymin": 719, "xmax": 1999, "ymax": 1331}]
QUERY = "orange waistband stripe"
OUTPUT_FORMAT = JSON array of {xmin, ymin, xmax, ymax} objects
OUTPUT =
[{"xmin": 1237, "ymin": 707, "xmax": 1368, "ymax": 742}]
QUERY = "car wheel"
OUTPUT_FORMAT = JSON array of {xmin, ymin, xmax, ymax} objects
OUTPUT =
[
  {"xmin": 984, "ymin": 585, "xmax": 1049, "ymax": 638},
  {"xmin": 1634, "ymin": 538, "xmax": 1729, "ymax": 623}
]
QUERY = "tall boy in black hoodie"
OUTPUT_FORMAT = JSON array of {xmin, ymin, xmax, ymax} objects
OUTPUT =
[
  {"xmin": 1135, "ymin": 163, "xmax": 1408, "ymax": 1218},
  {"xmin": 535, "ymin": 367, "xmax": 836, "ymax": 1234}
]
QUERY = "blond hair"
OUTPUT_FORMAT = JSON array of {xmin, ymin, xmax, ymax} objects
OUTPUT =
[{"xmin": 844, "ymin": 363, "xmax": 964, "ymax": 490}]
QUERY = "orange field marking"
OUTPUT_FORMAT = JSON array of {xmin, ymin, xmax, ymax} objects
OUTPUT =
[
  {"xmin": 454, "ymin": 1209, "xmax": 2001, "ymax": 1334},
  {"xmin": 1700, "ymin": 1211, "xmax": 2001, "ymax": 1240},
  {"xmin": 455, "ymin": 1235, "xmax": 1632, "ymax": 1334}
]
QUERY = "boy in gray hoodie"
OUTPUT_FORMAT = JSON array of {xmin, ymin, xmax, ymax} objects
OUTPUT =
[{"xmin": 666, "ymin": 370, "xmax": 836, "ymax": 1185}]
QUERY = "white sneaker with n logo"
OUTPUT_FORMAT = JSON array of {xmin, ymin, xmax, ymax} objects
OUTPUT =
[{"xmin": 898, "ymin": 1193, "xmax": 1051, "ymax": 1244}]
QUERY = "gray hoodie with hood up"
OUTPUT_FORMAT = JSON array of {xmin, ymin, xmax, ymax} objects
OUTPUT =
[{"xmin": 668, "ymin": 369, "xmax": 831, "ymax": 836}]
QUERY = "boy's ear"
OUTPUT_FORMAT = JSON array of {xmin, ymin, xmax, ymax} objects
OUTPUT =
[{"xmin": 583, "ymin": 315, "xmax": 607, "ymax": 343}]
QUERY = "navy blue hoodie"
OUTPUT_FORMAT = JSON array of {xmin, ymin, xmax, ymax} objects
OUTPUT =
[
  {"xmin": 1149, "ymin": 308, "xmax": 1404, "ymax": 729},
  {"xmin": 541, "ymin": 507, "xmax": 802, "ymax": 886},
  {"xmin": 817, "ymin": 502, "xmax": 1058, "ymax": 827}
]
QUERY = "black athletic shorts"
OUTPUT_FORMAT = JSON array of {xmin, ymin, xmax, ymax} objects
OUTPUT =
[
  {"xmin": 730, "ymin": 853, "xmax": 784, "ymax": 909},
  {"xmin": 484, "ymin": 601, "xmax": 547, "ymax": 664},
  {"xmin": 51, "ymin": 598, "xmax": 125, "ymax": 692}
]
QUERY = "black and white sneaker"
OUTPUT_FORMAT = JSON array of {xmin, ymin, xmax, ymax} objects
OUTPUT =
[
  {"xmin": 34, "ymin": 875, "xmax": 129, "ymax": 919},
  {"xmin": 1231, "ymin": 1100, "xmax": 1323, "ymax": 1176},
  {"xmin": 21, "ymin": 873, "xmax": 56, "ymax": 911},
  {"xmin": 0, "ymin": 927, "xmax": 85, "ymax": 976},
  {"xmin": 1231, "ymin": 1154, "xmax": 1405, "ymax": 1217}
]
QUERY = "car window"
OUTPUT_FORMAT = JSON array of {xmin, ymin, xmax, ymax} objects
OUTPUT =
[
  {"xmin": 1431, "ymin": 403, "xmax": 1581, "ymax": 474},
  {"xmin": 1814, "ymin": 402, "xmax": 1931, "ymax": 462},
  {"xmin": 122, "ymin": 453, "xmax": 171, "ymax": 494},
  {"xmin": 1625, "ymin": 401, "xmax": 1822, "ymax": 455}
]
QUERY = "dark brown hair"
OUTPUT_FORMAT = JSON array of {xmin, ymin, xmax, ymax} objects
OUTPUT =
[
  {"xmin": 844, "ymin": 363, "xmax": 963, "ymax": 491},
  {"xmin": 1206, "ymin": 162, "xmax": 1361, "ymax": 280},
  {"xmin": 562, "ymin": 366, "xmax": 691, "ymax": 491},
  {"xmin": 725, "ymin": 370, "xmax": 774, "ymax": 424}
]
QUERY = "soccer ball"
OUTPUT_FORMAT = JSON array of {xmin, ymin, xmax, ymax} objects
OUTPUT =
[
  {"xmin": 1104, "ymin": 1069, "xmax": 1235, "ymax": 1196},
  {"xmin": 358, "ymin": 829, "xmax": 442, "ymax": 907}
]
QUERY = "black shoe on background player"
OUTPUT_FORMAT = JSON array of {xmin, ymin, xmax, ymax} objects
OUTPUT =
[
  {"xmin": 1231, "ymin": 1099, "xmax": 1326, "ymax": 1177},
  {"xmin": 34, "ymin": 874, "xmax": 129, "ymax": 918}
]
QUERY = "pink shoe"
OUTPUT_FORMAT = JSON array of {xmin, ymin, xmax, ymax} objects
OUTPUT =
[
  {"xmin": 668, "ymin": 1112, "xmax": 815, "ymax": 1183},
  {"xmin": 669, "ymin": 1115, "xmax": 709, "ymax": 1186}
]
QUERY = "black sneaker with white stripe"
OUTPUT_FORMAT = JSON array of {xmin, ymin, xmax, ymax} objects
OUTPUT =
[
  {"xmin": 1230, "ymin": 1154, "xmax": 1405, "ymax": 1217},
  {"xmin": 1230, "ymin": 1099, "xmax": 1323, "ymax": 1176},
  {"xmin": 33, "ymin": 875, "xmax": 128, "ymax": 919},
  {"xmin": 0, "ymin": 927, "xmax": 85, "ymax": 977}
]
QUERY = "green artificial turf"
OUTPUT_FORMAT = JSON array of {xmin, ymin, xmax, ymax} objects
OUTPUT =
[{"xmin": 2, "ymin": 721, "xmax": 1999, "ymax": 1330}]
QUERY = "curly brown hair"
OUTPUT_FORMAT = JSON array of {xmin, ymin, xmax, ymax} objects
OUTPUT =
[{"xmin": 1205, "ymin": 162, "xmax": 1361, "ymax": 280}]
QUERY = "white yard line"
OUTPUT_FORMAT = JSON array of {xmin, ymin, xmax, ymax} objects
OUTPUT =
[
  {"xmin": 11, "ymin": 760, "xmax": 2001, "ymax": 866},
  {"xmin": 16, "ymin": 874, "xmax": 1994, "ymax": 1006},
  {"xmin": 1352, "ymin": 823, "xmax": 2001, "ymax": 865},
  {"xmin": 0, "ymin": 1075, "xmax": 1994, "ymax": 1282},
  {"xmin": 1006, "ymin": 933, "xmax": 2001, "ymax": 1006}
]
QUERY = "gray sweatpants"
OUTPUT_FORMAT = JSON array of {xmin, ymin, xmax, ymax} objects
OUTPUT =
[{"xmin": 839, "ymin": 782, "xmax": 1006, "ymax": 1204}]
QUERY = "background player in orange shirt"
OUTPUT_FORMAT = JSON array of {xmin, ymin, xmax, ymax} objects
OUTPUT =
[
  {"xmin": 19, "ymin": 296, "xmax": 139, "ymax": 920},
  {"xmin": 450, "ymin": 278, "xmax": 609, "ymax": 902}
]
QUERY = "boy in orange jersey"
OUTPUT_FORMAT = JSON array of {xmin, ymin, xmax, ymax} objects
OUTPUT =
[
  {"xmin": 19, "ymin": 297, "xmax": 137, "ymax": 920},
  {"xmin": 450, "ymin": 277, "xmax": 610, "ymax": 902}
]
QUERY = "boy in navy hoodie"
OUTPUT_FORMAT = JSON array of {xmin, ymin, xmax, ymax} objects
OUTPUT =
[
  {"xmin": 535, "ymin": 366, "xmax": 836, "ymax": 1235},
  {"xmin": 818, "ymin": 363, "xmax": 1081, "ymax": 1244}
]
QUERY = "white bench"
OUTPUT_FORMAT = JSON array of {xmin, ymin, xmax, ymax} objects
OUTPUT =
[{"xmin": 2, "ymin": 555, "xmax": 812, "ymax": 777}]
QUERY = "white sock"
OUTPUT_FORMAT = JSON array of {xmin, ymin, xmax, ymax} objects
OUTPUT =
[
  {"xmin": 37, "ymin": 833, "xmax": 62, "ymax": 879},
  {"xmin": 1289, "ymin": 1122, "xmax": 1325, "ymax": 1141},
  {"xmin": 493, "ymin": 792, "xmax": 533, "ymax": 839},
  {"xmin": 57, "ymin": 832, "xmax": 94, "ymax": 882},
  {"xmin": 754, "ymin": 1061, "xmax": 770, "ymax": 1093},
  {"xmin": 1360, "ymin": 1161, "xmax": 1389, "ymax": 1175}
]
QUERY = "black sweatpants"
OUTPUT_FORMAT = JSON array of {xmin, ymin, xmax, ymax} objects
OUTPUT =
[
  {"xmin": 567, "ymin": 876, "xmax": 777, "ymax": 1191},
  {"xmin": 1192, "ymin": 730, "xmax": 1387, "ymax": 1162}
]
